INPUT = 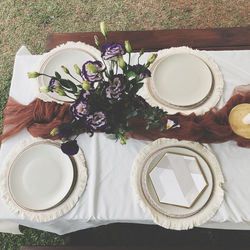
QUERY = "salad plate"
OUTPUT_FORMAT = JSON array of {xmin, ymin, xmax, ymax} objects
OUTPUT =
[{"xmin": 141, "ymin": 146, "xmax": 213, "ymax": 218}]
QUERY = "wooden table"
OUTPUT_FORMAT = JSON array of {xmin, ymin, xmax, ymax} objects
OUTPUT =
[{"xmin": 46, "ymin": 27, "xmax": 250, "ymax": 52}]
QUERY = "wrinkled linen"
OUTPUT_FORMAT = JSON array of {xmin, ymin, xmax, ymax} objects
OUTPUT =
[{"xmin": 0, "ymin": 46, "xmax": 250, "ymax": 235}]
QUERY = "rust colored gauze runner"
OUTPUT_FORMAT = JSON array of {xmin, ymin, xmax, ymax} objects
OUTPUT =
[{"xmin": 0, "ymin": 84, "xmax": 250, "ymax": 147}]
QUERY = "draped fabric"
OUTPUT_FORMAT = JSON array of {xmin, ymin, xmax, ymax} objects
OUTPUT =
[
  {"xmin": 1, "ymin": 84, "xmax": 249, "ymax": 147},
  {"xmin": 0, "ymin": 97, "xmax": 72, "ymax": 142},
  {"xmin": 127, "ymin": 92, "xmax": 250, "ymax": 147}
]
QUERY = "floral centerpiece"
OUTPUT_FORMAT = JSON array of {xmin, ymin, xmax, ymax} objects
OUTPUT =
[{"xmin": 28, "ymin": 22, "xmax": 178, "ymax": 155}]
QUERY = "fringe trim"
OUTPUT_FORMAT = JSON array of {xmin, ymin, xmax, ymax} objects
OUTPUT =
[
  {"xmin": 0, "ymin": 137, "xmax": 88, "ymax": 222},
  {"xmin": 142, "ymin": 46, "xmax": 224, "ymax": 115},
  {"xmin": 131, "ymin": 138, "xmax": 224, "ymax": 230}
]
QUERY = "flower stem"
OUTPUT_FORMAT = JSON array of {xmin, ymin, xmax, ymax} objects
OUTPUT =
[
  {"xmin": 39, "ymin": 73, "xmax": 55, "ymax": 79},
  {"xmin": 137, "ymin": 54, "xmax": 142, "ymax": 65},
  {"xmin": 74, "ymin": 134, "xmax": 80, "ymax": 140},
  {"xmin": 115, "ymin": 61, "xmax": 118, "ymax": 74},
  {"xmin": 69, "ymin": 73, "xmax": 82, "ymax": 84}
]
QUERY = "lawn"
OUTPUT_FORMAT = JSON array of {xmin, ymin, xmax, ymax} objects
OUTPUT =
[{"xmin": 0, "ymin": 0, "xmax": 249, "ymax": 249}]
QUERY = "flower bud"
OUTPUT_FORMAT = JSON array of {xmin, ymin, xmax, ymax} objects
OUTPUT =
[
  {"xmin": 124, "ymin": 40, "xmax": 132, "ymax": 53},
  {"xmin": 118, "ymin": 56, "xmax": 126, "ymax": 69},
  {"xmin": 61, "ymin": 137, "xmax": 67, "ymax": 142},
  {"xmin": 55, "ymin": 87, "xmax": 66, "ymax": 96},
  {"xmin": 61, "ymin": 66, "xmax": 70, "ymax": 74},
  {"xmin": 120, "ymin": 137, "xmax": 127, "ymax": 145},
  {"xmin": 139, "ymin": 48, "xmax": 144, "ymax": 56},
  {"xmin": 81, "ymin": 80, "xmax": 91, "ymax": 90},
  {"xmin": 147, "ymin": 53, "xmax": 157, "ymax": 64},
  {"xmin": 100, "ymin": 21, "xmax": 108, "ymax": 38},
  {"xmin": 28, "ymin": 72, "xmax": 40, "ymax": 78},
  {"xmin": 86, "ymin": 63, "xmax": 98, "ymax": 73},
  {"xmin": 39, "ymin": 86, "xmax": 50, "ymax": 93},
  {"xmin": 74, "ymin": 64, "xmax": 81, "ymax": 75},
  {"xmin": 94, "ymin": 35, "xmax": 100, "ymax": 47},
  {"xmin": 50, "ymin": 128, "xmax": 59, "ymax": 136}
]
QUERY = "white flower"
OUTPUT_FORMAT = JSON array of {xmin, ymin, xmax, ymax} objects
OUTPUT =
[{"xmin": 166, "ymin": 119, "xmax": 180, "ymax": 130}]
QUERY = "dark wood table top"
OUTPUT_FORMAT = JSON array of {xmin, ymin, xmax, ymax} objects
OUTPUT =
[{"xmin": 46, "ymin": 27, "xmax": 250, "ymax": 52}]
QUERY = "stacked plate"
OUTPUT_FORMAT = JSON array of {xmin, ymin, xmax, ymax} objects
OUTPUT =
[
  {"xmin": 141, "ymin": 146, "xmax": 213, "ymax": 218},
  {"xmin": 131, "ymin": 138, "xmax": 224, "ymax": 230},
  {"xmin": 1, "ymin": 138, "xmax": 87, "ymax": 222},
  {"xmin": 144, "ymin": 47, "xmax": 224, "ymax": 115},
  {"xmin": 36, "ymin": 42, "xmax": 101, "ymax": 103},
  {"xmin": 8, "ymin": 142, "xmax": 77, "ymax": 211}
]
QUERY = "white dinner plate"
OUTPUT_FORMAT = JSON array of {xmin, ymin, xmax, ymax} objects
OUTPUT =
[
  {"xmin": 141, "ymin": 146, "xmax": 213, "ymax": 218},
  {"xmin": 8, "ymin": 142, "xmax": 75, "ymax": 211},
  {"xmin": 37, "ymin": 42, "xmax": 101, "ymax": 103},
  {"xmin": 152, "ymin": 54, "xmax": 213, "ymax": 107},
  {"xmin": 143, "ymin": 47, "xmax": 224, "ymax": 115}
]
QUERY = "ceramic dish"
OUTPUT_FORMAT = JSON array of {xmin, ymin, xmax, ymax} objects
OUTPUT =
[
  {"xmin": 0, "ymin": 138, "xmax": 88, "ymax": 222},
  {"xmin": 131, "ymin": 138, "xmax": 224, "ymax": 230},
  {"xmin": 152, "ymin": 54, "xmax": 213, "ymax": 107},
  {"xmin": 36, "ymin": 42, "xmax": 101, "ymax": 103},
  {"xmin": 8, "ymin": 142, "xmax": 76, "ymax": 211},
  {"xmin": 141, "ymin": 146, "xmax": 213, "ymax": 218},
  {"xmin": 143, "ymin": 47, "xmax": 224, "ymax": 115}
]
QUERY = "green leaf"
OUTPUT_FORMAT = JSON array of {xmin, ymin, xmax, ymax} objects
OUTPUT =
[
  {"xmin": 60, "ymin": 79, "xmax": 77, "ymax": 93},
  {"xmin": 105, "ymin": 71, "xmax": 110, "ymax": 78},
  {"xmin": 55, "ymin": 72, "xmax": 61, "ymax": 79},
  {"xmin": 126, "ymin": 71, "xmax": 137, "ymax": 79},
  {"xmin": 126, "ymin": 110, "xmax": 138, "ymax": 119}
]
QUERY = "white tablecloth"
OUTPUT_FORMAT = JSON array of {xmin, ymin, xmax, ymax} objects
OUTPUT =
[{"xmin": 0, "ymin": 46, "xmax": 250, "ymax": 235}]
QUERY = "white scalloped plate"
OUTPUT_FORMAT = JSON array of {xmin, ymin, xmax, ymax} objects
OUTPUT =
[
  {"xmin": 36, "ymin": 42, "xmax": 101, "ymax": 103},
  {"xmin": 143, "ymin": 47, "xmax": 224, "ymax": 115}
]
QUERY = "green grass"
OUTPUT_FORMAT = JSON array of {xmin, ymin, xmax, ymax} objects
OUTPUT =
[
  {"xmin": 0, "ymin": 0, "xmax": 249, "ymax": 248},
  {"xmin": 0, "ymin": 226, "xmax": 64, "ymax": 250}
]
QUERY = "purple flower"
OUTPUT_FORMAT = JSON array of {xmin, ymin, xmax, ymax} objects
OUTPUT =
[
  {"xmin": 101, "ymin": 43, "xmax": 126, "ymax": 60},
  {"xmin": 86, "ymin": 111, "xmax": 107, "ymax": 131},
  {"xmin": 61, "ymin": 140, "xmax": 79, "ymax": 156},
  {"xmin": 105, "ymin": 75, "xmax": 125, "ymax": 100},
  {"xmin": 71, "ymin": 99, "xmax": 89, "ymax": 120},
  {"xmin": 48, "ymin": 78, "xmax": 60, "ymax": 92},
  {"xmin": 58, "ymin": 123, "xmax": 73, "ymax": 139},
  {"xmin": 79, "ymin": 89, "xmax": 91, "ymax": 100},
  {"xmin": 81, "ymin": 60, "xmax": 103, "ymax": 82},
  {"xmin": 133, "ymin": 64, "xmax": 151, "ymax": 79}
]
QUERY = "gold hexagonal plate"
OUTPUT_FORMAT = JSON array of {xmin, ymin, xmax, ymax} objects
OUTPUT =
[{"xmin": 149, "ymin": 152, "xmax": 208, "ymax": 208}]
